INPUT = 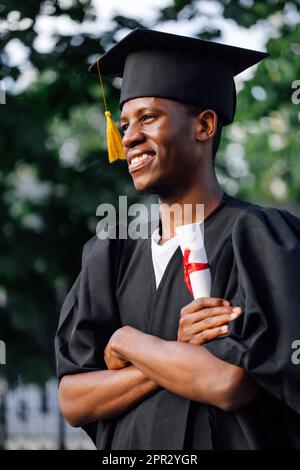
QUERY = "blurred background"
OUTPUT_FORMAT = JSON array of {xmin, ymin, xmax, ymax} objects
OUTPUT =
[{"xmin": 0, "ymin": 0, "xmax": 300, "ymax": 450}]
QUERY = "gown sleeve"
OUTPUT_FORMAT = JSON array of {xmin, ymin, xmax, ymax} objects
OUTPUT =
[
  {"xmin": 55, "ymin": 234, "xmax": 122, "ymax": 380},
  {"xmin": 54, "ymin": 233, "xmax": 123, "ymax": 446},
  {"xmin": 204, "ymin": 207, "xmax": 300, "ymax": 414}
]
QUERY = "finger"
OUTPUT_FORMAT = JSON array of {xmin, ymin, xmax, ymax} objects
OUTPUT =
[
  {"xmin": 189, "ymin": 311, "xmax": 242, "ymax": 335},
  {"xmin": 181, "ymin": 297, "xmax": 230, "ymax": 315},
  {"xmin": 189, "ymin": 325, "xmax": 229, "ymax": 345},
  {"xmin": 178, "ymin": 312, "xmax": 236, "ymax": 342},
  {"xmin": 116, "ymin": 360, "xmax": 130, "ymax": 370},
  {"xmin": 189, "ymin": 306, "xmax": 242, "ymax": 323}
]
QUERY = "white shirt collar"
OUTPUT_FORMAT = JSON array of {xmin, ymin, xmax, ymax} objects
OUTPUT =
[{"xmin": 151, "ymin": 226, "xmax": 180, "ymax": 248}]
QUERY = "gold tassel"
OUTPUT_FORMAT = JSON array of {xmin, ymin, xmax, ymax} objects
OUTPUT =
[
  {"xmin": 105, "ymin": 110, "xmax": 126, "ymax": 163},
  {"xmin": 97, "ymin": 59, "xmax": 125, "ymax": 163}
]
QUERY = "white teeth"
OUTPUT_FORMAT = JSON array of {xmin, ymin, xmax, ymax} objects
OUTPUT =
[{"xmin": 130, "ymin": 153, "xmax": 153, "ymax": 166}]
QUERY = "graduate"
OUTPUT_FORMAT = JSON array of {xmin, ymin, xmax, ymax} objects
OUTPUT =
[{"xmin": 55, "ymin": 28, "xmax": 300, "ymax": 449}]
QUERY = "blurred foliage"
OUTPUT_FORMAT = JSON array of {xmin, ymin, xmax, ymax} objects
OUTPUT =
[
  {"xmin": 219, "ymin": 0, "xmax": 300, "ymax": 205},
  {"xmin": 0, "ymin": 0, "xmax": 300, "ymax": 383}
]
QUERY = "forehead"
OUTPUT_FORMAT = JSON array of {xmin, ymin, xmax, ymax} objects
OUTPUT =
[{"xmin": 120, "ymin": 97, "xmax": 184, "ymax": 119}]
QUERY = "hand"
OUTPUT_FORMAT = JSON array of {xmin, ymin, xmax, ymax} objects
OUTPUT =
[
  {"xmin": 177, "ymin": 297, "xmax": 242, "ymax": 345},
  {"xmin": 104, "ymin": 327, "xmax": 131, "ymax": 370}
]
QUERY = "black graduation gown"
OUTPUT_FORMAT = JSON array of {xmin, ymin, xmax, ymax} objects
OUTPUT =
[{"xmin": 55, "ymin": 193, "xmax": 300, "ymax": 449}]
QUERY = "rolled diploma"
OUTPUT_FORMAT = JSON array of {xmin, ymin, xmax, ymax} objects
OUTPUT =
[{"xmin": 175, "ymin": 223, "xmax": 211, "ymax": 299}]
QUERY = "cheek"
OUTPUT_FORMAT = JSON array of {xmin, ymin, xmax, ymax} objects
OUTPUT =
[{"xmin": 152, "ymin": 123, "xmax": 190, "ymax": 154}]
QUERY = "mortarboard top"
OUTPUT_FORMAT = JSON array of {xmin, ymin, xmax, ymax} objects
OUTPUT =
[{"xmin": 89, "ymin": 28, "xmax": 269, "ymax": 126}]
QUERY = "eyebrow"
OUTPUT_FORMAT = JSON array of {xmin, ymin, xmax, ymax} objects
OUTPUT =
[{"xmin": 120, "ymin": 106, "xmax": 162, "ymax": 123}]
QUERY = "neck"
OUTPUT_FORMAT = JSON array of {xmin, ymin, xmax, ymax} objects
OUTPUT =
[{"xmin": 158, "ymin": 173, "xmax": 223, "ymax": 243}]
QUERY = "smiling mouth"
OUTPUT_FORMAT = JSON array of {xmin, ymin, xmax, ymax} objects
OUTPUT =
[{"xmin": 128, "ymin": 153, "xmax": 156, "ymax": 173}]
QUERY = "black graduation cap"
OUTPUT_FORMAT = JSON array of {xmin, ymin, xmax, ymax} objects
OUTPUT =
[{"xmin": 89, "ymin": 28, "xmax": 269, "ymax": 126}]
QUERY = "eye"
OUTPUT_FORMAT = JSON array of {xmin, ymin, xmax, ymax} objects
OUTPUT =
[
  {"xmin": 141, "ymin": 114, "xmax": 154, "ymax": 123},
  {"xmin": 121, "ymin": 114, "xmax": 154, "ymax": 134}
]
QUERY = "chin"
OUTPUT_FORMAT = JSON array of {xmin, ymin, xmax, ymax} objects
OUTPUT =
[
  {"xmin": 134, "ymin": 181, "xmax": 157, "ymax": 195},
  {"xmin": 135, "ymin": 180, "xmax": 171, "ymax": 198},
  {"xmin": 131, "ymin": 171, "xmax": 174, "ymax": 197},
  {"xmin": 131, "ymin": 174, "xmax": 155, "ymax": 192}
]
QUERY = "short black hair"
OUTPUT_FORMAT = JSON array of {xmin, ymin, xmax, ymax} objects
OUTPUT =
[{"xmin": 184, "ymin": 104, "xmax": 223, "ymax": 162}]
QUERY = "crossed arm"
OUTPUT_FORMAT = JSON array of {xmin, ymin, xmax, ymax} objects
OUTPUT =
[{"xmin": 59, "ymin": 298, "xmax": 258, "ymax": 427}]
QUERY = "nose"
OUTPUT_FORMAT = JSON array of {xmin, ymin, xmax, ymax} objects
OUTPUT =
[{"xmin": 122, "ymin": 123, "xmax": 146, "ymax": 149}]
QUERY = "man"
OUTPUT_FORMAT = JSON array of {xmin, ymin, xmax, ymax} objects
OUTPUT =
[{"xmin": 55, "ymin": 29, "xmax": 300, "ymax": 449}]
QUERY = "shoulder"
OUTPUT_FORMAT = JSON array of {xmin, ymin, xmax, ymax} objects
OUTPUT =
[
  {"xmin": 81, "ymin": 231, "xmax": 114, "ymax": 265},
  {"xmin": 228, "ymin": 195, "xmax": 300, "ymax": 247},
  {"xmin": 81, "ymin": 222, "xmax": 151, "ymax": 267}
]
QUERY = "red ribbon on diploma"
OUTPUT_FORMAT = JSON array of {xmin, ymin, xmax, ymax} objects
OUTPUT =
[{"xmin": 183, "ymin": 248, "xmax": 210, "ymax": 296}]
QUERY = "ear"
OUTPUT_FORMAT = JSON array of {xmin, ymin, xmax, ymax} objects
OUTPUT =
[{"xmin": 195, "ymin": 109, "xmax": 218, "ymax": 143}]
